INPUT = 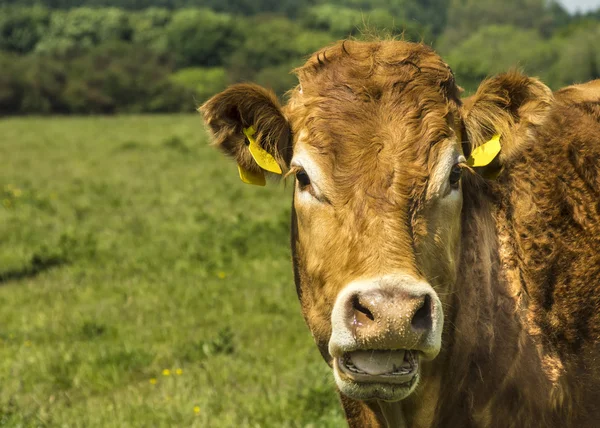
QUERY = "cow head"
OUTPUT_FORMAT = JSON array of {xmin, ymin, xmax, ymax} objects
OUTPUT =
[{"xmin": 201, "ymin": 40, "xmax": 553, "ymax": 403}]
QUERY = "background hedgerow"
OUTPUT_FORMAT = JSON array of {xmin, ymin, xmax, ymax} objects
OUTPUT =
[{"xmin": 0, "ymin": 0, "xmax": 599, "ymax": 114}]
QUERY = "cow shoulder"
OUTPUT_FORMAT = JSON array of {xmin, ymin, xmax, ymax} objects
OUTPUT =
[
  {"xmin": 495, "ymin": 77, "xmax": 600, "ymax": 364},
  {"xmin": 555, "ymin": 79, "xmax": 600, "ymax": 122}
]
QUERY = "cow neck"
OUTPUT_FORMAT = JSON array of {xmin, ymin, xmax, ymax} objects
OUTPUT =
[
  {"xmin": 429, "ymin": 179, "xmax": 551, "ymax": 426},
  {"xmin": 372, "ymin": 178, "xmax": 548, "ymax": 427}
]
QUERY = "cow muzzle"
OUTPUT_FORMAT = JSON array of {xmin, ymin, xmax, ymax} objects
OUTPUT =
[{"xmin": 328, "ymin": 274, "xmax": 443, "ymax": 401}]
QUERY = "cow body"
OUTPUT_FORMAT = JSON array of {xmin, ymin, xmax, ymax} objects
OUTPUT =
[{"xmin": 201, "ymin": 39, "xmax": 600, "ymax": 427}]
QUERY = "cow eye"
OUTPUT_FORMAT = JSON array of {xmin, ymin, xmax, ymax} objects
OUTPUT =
[
  {"xmin": 449, "ymin": 164, "xmax": 462, "ymax": 188},
  {"xmin": 296, "ymin": 169, "xmax": 311, "ymax": 188}
]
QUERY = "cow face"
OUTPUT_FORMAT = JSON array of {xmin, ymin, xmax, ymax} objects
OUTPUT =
[{"xmin": 202, "ymin": 40, "xmax": 466, "ymax": 402}]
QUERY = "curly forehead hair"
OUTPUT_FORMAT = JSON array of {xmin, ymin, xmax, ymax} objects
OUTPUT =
[{"xmin": 293, "ymin": 39, "xmax": 462, "ymax": 106}]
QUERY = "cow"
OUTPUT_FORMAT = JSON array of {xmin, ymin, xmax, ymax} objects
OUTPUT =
[{"xmin": 200, "ymin": 39, "xmax": 600, "ymax": 427}]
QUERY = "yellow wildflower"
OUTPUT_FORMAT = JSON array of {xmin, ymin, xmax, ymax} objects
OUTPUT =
[
  {"xmin": 12, "ymin": 189, "xmax": 22, "ymax": 197},
  {"xmin": 162, "ymin": 369, "xmax": 171, "ymax": 376},
  {"xmin": 193, "ymin": 406, "xmax": 200, "ymax": 414},
  {"xmin": 24, "ymin": 340, "xmax": 32, "ymax": 347},
  {"xmin": 217, "ymin": 271, "xmax": 226, "ymax": 279},
  {"xmin": 149, "ymin": 378, "xmax": 157, "ymax": 385},
  {"xmin": 175, "ymin": 368, "xmax": 183, "ymax": 376}
]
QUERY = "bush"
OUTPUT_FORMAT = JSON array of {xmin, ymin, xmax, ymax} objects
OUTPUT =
[
  {"xmin": 165, "ymin": 8, "xmax": 242, "ymax": 68},
  {"xmin": 0, "ymin": 52, "xmax": 25, "ymax": 114},
  {"xmin": 300, "ymin": 4, "xmax": 364, "ymax": 37},
  {"xmin": 130, "ymin": 7, "xmax": 171, "ymax": 55},
  {"xmin": 445, "ymin": 25, "xmax": 557, "ymax": 93},
  {"xmin": 63, "ymin": 43, "xmax": 194, "ymax": 113},
  {"xmin": 19, "ymin": 54, "xmax": 69, "ymax": 113},
  {"xmin": 170, "ymin": 67, "xmax": 229, "ymax": 103},
  {"xmin": 227, "ymin": 17, "xmax": 335, "ymax": 83},
  {"xmin": 254, "ymin": 63, "xmax": 299, "ymax": 96},
  {"xmin": 0, "ymin": 6, "xmax": 50, "ymax": 54},
  {"xmin": 546, "ymin": 24, "xmax": 600, "ymax": 87},
  {"xmin": 0, "ymin": 43, "xmax": 195, "ymax": 114},
  {"xmin": 34, "ymin": 7, "xmax": 133, "ymax": 55}
]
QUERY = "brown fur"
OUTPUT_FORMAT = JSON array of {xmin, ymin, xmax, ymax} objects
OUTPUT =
[
  {"xmin": 199, "ymin": 83, "xmax": 292, "ymax": 176},
  {"xmin": 201, "ymin": 40, "xmax": 600, "ymax": 427}
]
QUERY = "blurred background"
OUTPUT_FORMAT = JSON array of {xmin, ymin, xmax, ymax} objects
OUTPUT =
[
  {"xmin": 1, "ymin": 0, "xmax": 599, "ymax": 427},
  {"xmin": 1, "ymin": 0, "xmax": 600, "ymax": 114}
]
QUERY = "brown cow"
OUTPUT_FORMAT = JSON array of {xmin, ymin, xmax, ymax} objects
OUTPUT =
[{"xmin": 201, "ymin": 39, "xmax": 600, "ymax": 427}]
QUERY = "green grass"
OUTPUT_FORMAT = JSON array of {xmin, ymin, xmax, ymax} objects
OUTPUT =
[{"xmin": 0, "ymin": 115, "xmax": 344, "ymax": 427}]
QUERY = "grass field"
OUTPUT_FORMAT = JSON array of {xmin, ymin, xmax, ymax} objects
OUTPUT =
[{"xmin": 0, "ymin": 115, "xmax": 344, "ymax": 427}]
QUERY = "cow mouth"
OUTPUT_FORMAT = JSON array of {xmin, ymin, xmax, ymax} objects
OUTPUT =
[{"xmin": 338, "ymin": 349, "xmax": 419, "ymax": 385}]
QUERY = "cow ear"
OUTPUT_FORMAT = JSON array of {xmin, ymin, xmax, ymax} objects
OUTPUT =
[
  {"xmin": 461, "ymin": 71, "xmax": 553, "ymax": 174},
  {"xmin": 199, "ymin": 83, "xmax": 292, "ymax": 185}
]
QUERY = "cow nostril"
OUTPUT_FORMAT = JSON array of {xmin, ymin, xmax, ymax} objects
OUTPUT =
[
  {"xmin": 352, "ymin": 295, "xmax": 375, "ymax": 322},
  {"xmin": 411, "ymin": 294, "xmax": 432, "ymax": 332}
]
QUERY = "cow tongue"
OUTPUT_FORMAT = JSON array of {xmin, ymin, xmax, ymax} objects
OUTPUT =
[{"xmin": 349, "ymin": 350, "xmax": 407, "ymax": 375}]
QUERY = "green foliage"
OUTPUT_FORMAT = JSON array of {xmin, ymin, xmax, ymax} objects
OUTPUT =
[
  {"xmin": 301, "ymin": 4, "xmax": 365, "ymax": 37},
  {"xmin": 546, "ymin": 24, "xmax": 600, "ymax": 86},
  {"xmin": 0, "ymin": 0, "xmax": 599, "ymax": 113},
  {"xmin": 300, "ymin": 4, "xmax": 428, "ymax": 40},
  {"xmin": 0, "ymin": 52, "xmax": 25, "ymax": 114},
  {"xmin": 227, "ymin": 17, "xmax": 303, "ymax": 74},
  {"xmin": 0, "ymin": 0, "xmax": 314, "ymax": 16},
  {"xmin": 64, "ymin": 43, "xmax": 192, "ymax": 113},
  {"xmin": 19, "ymin": 54, "xmax": 70, "ymax": 113},
  {"xmin": 253, "ymin": 63, "xmax": 300, "ymax": 96},
  {"xmin": 311, "ymin": 0, "xmax": 448, "ymax": 37},
  {"xmin": 0, "ymin": 6, "xmax": 49, "ymax": 53},
  {"xmin": 446, "ymin": 25, "xmax": 556, "ymax": 93},
  {"xmin": 165, "ymin": 8, "xmax": 241, "ymax": 68},
  {"xmin": 170, "ymin": 67, "xmax": 229, "ymax": 102},
  {"xmin": 438, "ymin": 0, "xmax": 568, "ymax": 51},
  {"xmin": 0, "ymin": 44, "xmax": 195, "ymax": 114},
  {"xmin": 34, "ymin": 7, "xmax": 133, "ymax": 55},
  {"xmin": 129, "ymin": 7, "xmax": 171, "ymax": 55},
  {"xmin": 227, "ymin": 17, "xmax": 334, "ymax": 84}
]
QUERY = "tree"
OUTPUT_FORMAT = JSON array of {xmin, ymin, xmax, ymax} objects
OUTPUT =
[
  {"xmin": 62, "ymin": 43, "xmax": 193, "ymax": 113},
  {"xmin": 130, "ymin": 7, "xmax": 171, "ymax": 55},
  {"xmin": 34, "ymin": 7, "xmax": 132, "ymax": 55},
  {"xmin": 0, "ymin": 6, "xmax": 49, "ymax": 53},
  {"xmin": 170, "ymin": 67, "xmax": 229, "ymax": 102},
  {"xmin": 0, "ymin": 0, "xmax": 315, "ymax": 17},
  {"xmin": 0, "ymin": 51, "xmax": 25, "ymax": 114},
  {"xmin": 546, "ymin": 24, "xmax": 600, "ymax": 87},
  {"xmin": 445, "ymin": 25, "xmax": 556, "ymax": 93},
  {"xmin": 310, "ymin": 0, "xmax": 448, "ymax": 37},
  {"xmin": 165, "ymin": 8, "xmax": 241, "ymax": 68},
  {"xmin": 226, "ymin": 16, "xmax": 333, "ymax": 85},
  {"xmin": 438, "ymin": 0, "xmax": 569, "ymax": 51}
]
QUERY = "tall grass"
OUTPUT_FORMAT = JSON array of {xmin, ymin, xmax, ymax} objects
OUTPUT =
[{"xmin": 0, "ymin": 115, "xmax": 343, "ymax": 427}]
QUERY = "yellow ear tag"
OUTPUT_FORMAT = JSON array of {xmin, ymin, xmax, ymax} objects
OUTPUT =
[
  {"xmin": 467, "ymin": 134, "xmax": 501, "ymax": 167},
  {"xmin": 237, "ymin": 164, "xmax": 266, "ymax": 186},
  {"xmin": 243, "ymin": 126, "xmax": 282, "ymax": 175}
]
